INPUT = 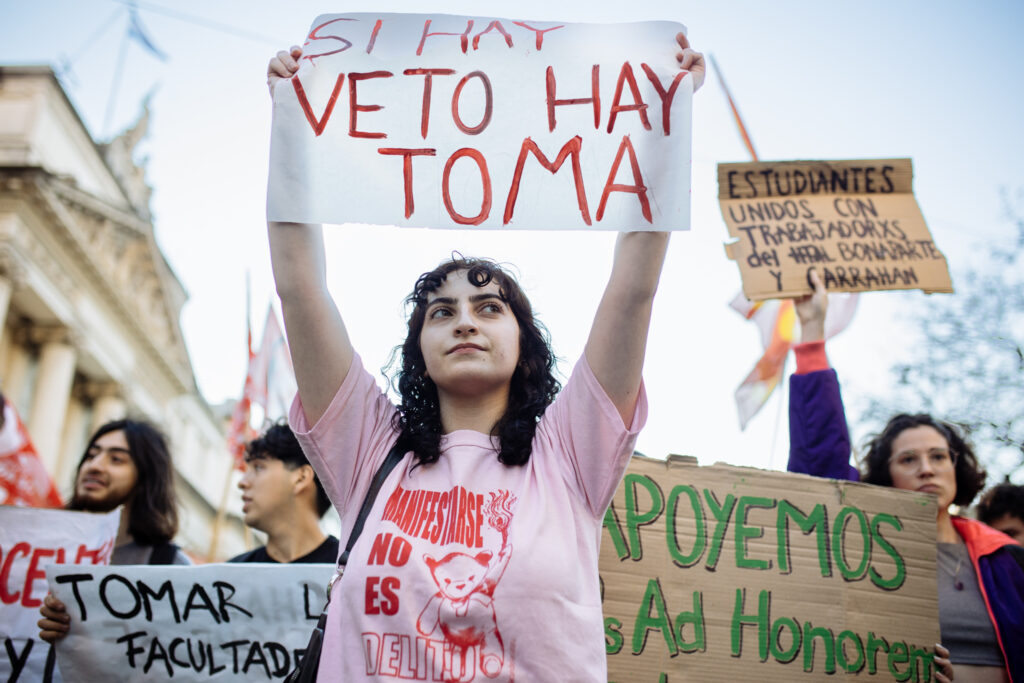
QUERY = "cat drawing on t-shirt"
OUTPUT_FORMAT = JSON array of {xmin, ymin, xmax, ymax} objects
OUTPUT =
[{"xmin": 417, "ymin": 545, "xmax": 512, "ymax": 681}]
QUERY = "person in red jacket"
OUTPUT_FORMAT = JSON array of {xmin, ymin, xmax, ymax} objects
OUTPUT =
[{"xmin": 788, "ymin": 270, "xmax": 1023, "ymax": 682}]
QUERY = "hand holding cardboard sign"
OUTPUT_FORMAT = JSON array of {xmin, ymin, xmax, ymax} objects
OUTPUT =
[
  {"xmin": 718, "ymin": 159, "xmax": 953, "ymax": 298},
  {"xmin": 794, "ymin": 268, "xmax": 827, "ymax": 343},
  {"xmin": 934, "ymin": 643, "xmax": 954, "ymax": 683},
  {"xmin": 37, "ymin": 592, "xmax": 70, "ymax": 643}
]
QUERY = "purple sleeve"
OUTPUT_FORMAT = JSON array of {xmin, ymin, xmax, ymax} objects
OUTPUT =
[
  {"xmin": 978, "ymin": 545, "xmax": 1024, "ymax": 679},
  {"xmin": 787, "ymin": 369, "xmax": 859, "ymax": 481}
]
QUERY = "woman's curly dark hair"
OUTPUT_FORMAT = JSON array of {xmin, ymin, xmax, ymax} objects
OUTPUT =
[
  {"xmin": 68, "ymin": 419, "xmax": 180, "ymax": 545},
  {"xmin": 862, "ymin": 413, "xmax": 987, "ymax": 508},
  {"xmin": 388, "ymin": 256, "xmax": 560, "ymax": 467}
]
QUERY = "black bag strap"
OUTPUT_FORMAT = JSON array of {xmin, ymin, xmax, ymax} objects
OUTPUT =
[
  {"xmin": 338, "ymin": 441, "xmax": 406, "ymax": 567},
  {"xmin": 284, "ymin": 443, "xmax": 407, "ymax": 683}
]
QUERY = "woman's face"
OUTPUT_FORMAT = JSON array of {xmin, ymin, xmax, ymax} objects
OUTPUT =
[
  {"xmin": 418, "ymin": 270, "xmax": 521, "ymax": 399},
  {"xmin": 887, "ymin": 425, "xmax": 957, "ymax": 510}
]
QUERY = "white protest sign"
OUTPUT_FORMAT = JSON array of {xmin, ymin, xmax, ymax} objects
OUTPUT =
[
  {"xmin": 268, "ymin": 13, "xmax": 693, "ymax": 231},
  {"xmin": 47, "ymin": 564, "xmax": 334, "ymax": 682},
  {"xmin": 0, "ymin": 506, "xmax": 119, "ymax": 682}
]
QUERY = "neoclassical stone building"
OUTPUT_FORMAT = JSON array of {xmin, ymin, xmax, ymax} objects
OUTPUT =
[{"xmin": 0, "ymin": 65, "xmax": 246, "ymax": 559}]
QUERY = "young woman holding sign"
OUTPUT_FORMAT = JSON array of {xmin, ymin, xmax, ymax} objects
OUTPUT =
[
  {"xmin": 787, "ymin": 271, "xmax": 1021, "ymax": 683},
  {"xmin": 265, "ymin": 34, "xmax": 703, "ymax": 682}
]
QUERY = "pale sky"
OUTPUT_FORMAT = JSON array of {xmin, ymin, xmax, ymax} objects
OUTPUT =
[{"xmin": 2, "ymin": 0, "xmax": 1022, "ymax": 476}]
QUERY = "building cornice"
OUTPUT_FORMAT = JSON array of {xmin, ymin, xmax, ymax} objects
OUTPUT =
[
  {"xmin": 0, "ymin": 166, "xmax": 196, "ymax": 395},
  {"xmin": 0, "ymin": 65, "xmax": 135, "ymax": 209}
]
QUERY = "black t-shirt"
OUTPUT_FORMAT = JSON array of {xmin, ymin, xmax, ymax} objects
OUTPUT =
[{"xmin": 228, "ymin": 535, "xmax": 339, "ymax": 563}]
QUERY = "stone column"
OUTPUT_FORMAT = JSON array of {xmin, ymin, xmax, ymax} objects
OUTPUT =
[
  {"xmin": 90, "ymin": 382, "xmax": 127, "ymax": 431},
  {"xmin": 0, "ymin": 247, "xmax": 24, "ymax": 353},
  {"xmin": 2, "ymin": 332, "xmax": 32, "ymax": 408},
  {"xmin": 27, "ymin": 327, "xmax": 78, "ymax": 473},
  {"xmin": 0, "ymin": 257, "xmax": 26, "ymax": 397},
  {"xmin": 56, "ymin": 398, "xmax": 89, "ymax": 494},
  {"xmin": 0, "ymin": 275, "xmax": 13, "ymax": 350}
]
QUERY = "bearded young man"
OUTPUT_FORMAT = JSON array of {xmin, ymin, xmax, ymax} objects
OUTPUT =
[{"xmin": 39, "ymin": 419, "xmax": 189, "ymax": 642}]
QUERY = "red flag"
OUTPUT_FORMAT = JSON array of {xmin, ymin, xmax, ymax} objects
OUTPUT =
[
  {"xmin": 226, "ymin": 300, "xmax": 256, "ymax": 471},
  {"xmin": 248, "ymin": 305, "xmax": 297, "ymax": 422},
  {"xmin": 226, "ymin": 305, "xmax": 297, "ymax": 470},
  {"xmin": 0, "ymin": 400, "xmax": 64, "ymax": 507}
]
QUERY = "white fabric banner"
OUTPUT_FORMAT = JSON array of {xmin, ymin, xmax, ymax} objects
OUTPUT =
[
  {"xmin": 47, "ymin": 564, "xmax": 334, "ymax": 682},
  {"xmin": 0, "ymin": 506, "xmax": 120, "ymax": 682},
  {"xmin": 268, "ymin": 13, "xmax": 693, "ymax": 231}
]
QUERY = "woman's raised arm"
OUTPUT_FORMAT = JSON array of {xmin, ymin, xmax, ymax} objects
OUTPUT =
[
  {"xmin": 584, "ymin": 34, "xmax": 704, "ymax": 424},
  {"xmin": 268, "ymin": 48, "xmax": 353, "ymax": 424},
  {"xmin": 584, "ymin": 232, "xmax": 670, "ymax": 424}
]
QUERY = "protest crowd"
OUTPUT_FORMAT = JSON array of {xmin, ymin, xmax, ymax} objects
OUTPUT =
[{"xmin": 1, "ymin": 12, "xmax": 1022, "ymax": 683}]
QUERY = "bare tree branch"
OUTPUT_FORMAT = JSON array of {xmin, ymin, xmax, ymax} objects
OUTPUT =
[{"xmin": 861, "ymin": 190, "xmax": 1024, "ymax": 481}]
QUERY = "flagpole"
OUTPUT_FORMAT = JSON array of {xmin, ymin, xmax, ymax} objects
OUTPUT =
[{"xmin": 709, "ymin": 54, "xmax": 759, "ymax": 162}]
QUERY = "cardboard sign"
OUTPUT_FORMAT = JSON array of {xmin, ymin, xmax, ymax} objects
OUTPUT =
[
  {"xmin": 600, "ymin": 457, "xmax": 941, "ymax": 682},
  {"xmin": 0, "ymin": 506, "xmax": 120, "ymax": 682},
  {"xmin": 718, "ymin": 159, "xmax": 954, "ymax": 300},
  {"xmin": 46, "ymin": 564, "xmax": 333, "ymax": 682},
  {"xmin": 268, "ymin": 13, "xmax": 694, "ymax": 231}
]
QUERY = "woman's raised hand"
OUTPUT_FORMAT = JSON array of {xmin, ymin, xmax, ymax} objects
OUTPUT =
[
  {"xmin": 675, "ymin": 33, "xmax": 706, "ymax": 92},
  {"xmin": 267, "ymin": 46, "xmax": 303, "ymax": 97},
  {"xmin": 795, "ymin": 268, "xmax": 828, "ymax": 343}
]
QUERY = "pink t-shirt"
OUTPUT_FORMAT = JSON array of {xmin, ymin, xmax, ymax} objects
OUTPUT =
[{"xmin": 290, "ymin": 353, "xmax": 647, "ymax": 682}]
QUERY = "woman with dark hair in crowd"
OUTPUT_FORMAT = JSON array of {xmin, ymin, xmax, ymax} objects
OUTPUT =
[
  {"xmin": 391, "ymin": 258, "xmax": 561, "ymax": 469},
  {"xmin": 265, "ymin": 34, "xmax": 704, "ymax": 682},
  {"xmin": 39, "ymin": 418, "xmax": 188, "ymax": 643},
  {"xmin": 787, "ymin": 271, "xmax": 1023, "ymax": 682}
]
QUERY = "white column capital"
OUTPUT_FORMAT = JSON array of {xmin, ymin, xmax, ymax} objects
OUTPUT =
[
  {"xmin": 0, "ymin": 245, "xmax": 27, "ymax": 288},
  {"xmin": 77, "ymin": 380, "xmax": 123, "ymax": 401},
  {"xmin": 25, "ymin": 324, "xmax": 81, "ymax": 348},
  {"xmin": 91, "ymin": 392, "xmax": 127, "ymax": 431}
]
